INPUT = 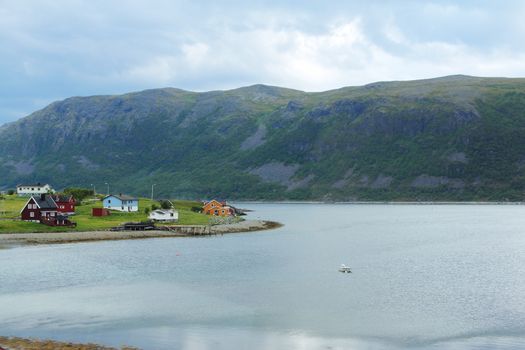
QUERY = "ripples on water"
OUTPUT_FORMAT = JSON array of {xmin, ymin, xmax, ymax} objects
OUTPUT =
[{"xmin": 1, "ymin": 204, "xmax": 525, "ymax": 349}]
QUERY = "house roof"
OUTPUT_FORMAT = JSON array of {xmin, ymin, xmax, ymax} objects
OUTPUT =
[
  {"xmin": 151, "ymin": 209, "xmax": 177, "ymax": 215},
  {"xmin": 17, "ymin": 183, "xmax": 50, "ymax": 187},
  {"xmin": 204, "ymin": 199, "xmax": 237, "ymax": 210},
  {"xmin": 33, "ymin": 195, "xmax": 58, "ymax": 210},
  {"xmin": 204, "ymin": 199, "xmax": 226, "ymax": 206},
  {"xmin": 53, "ymin": 194, "xmax": 73, "ymax": 202},
  {"xmin": 104, "ymin": 194, "xmax": 138, "ymax": 201}
]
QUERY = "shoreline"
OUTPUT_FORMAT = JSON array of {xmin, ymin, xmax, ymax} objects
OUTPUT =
[
  {"xmin": 235, "ymin": 200, "xmax": 525, "ymax": 205},
  {"xmin": 0, "ymin": 336, "xmax": 140, "ymax": 350},
  {"xmin": 0, "ymin": 336, "xmax": 139, "ymax": 350},
  {"xmin": 0, "ymin": 220, "xmax": 282, "ymax": 247}
]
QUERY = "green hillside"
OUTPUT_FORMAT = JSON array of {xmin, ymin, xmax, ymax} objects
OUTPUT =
[{"xmin": 1, "ymin": 75, "xmax": 525, "ymax": 201}]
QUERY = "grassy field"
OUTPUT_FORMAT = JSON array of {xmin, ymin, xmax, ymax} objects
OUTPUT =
[{"xmin": 0, "ymin": 195, "xmax": 211, "ymax": 233}]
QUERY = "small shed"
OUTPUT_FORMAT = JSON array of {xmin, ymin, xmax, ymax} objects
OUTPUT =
[
  {"xmin": 92, "ymin": 208, "xmax": 111, "ymax": 216},
  {"xmin": 149, "ymin": 209, "xmax": 179, "ymax": 222}
]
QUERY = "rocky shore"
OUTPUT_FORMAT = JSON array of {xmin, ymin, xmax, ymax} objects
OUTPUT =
[
  {"xmin": 0, "ymin": 220, "xmax": 282, "ymax": 247},
  {"xmin": 0, "ymin": 336, "xmax": 139, "ymax": 350}
]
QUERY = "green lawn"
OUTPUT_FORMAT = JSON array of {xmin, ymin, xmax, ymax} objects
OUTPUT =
[
  {"xmin": 0, "ymin": 195, "xmax": 27, "ymax": 218},
  {"xmin": 0, "ymin": 195, "xmax": 211, "ymax": 233}
]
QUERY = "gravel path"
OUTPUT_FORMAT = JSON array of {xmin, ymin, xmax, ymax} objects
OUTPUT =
[{"xmin": 0, "ymin": 220, "xmax": 282, "ymax": 246}]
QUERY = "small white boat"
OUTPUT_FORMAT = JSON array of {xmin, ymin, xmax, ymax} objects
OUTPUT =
[{"xmin": 339, "ymin": 264, "xmax": 352, "ymax": 273}]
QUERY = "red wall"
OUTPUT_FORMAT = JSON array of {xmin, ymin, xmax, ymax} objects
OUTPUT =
[
  {"xmin": 55, "ymin": 198, "xmax": 75, "ymax": 213},
  {"xmin": 92, "ymin": 208, "xmax": 110, "ymax": 216},
  {"xmin": 21, "ymin": 198, "xmax": 42, "ymax": 221}
]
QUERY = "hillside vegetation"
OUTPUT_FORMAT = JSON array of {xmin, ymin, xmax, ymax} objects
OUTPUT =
[{"xmin": 1, "ymin": 75, "xmax": 525, "ymax": 201}]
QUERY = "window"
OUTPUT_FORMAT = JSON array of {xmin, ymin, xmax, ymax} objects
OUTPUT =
[
  {"xmin": 30, "ymin": 212, "xmax": 34, "ymax": 218},
  {"xmin": 108, "ymin": 200, "xmax": 111, "ymax": 203}
]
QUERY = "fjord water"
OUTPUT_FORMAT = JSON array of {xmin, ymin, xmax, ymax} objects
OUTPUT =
[{"xmin": 1, "ymin": 204, "xmax": 525, "ymax": 349}]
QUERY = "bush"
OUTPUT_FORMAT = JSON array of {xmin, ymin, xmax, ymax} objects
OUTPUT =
[
  {"xmin": 191, "ymin": 206, "xmax": 202, "ymax": 212},
  {"xmin": 144, "ymin": 207, "xmax": 150, "ymax": 214},
  {"xmin": 151, "ymin": 204, "xmax": 159, "ymax": 211},
  {"xmin": 7, "ymin": 189, "xmax": 15, "ymax": 195},
  {"xmin": 63, "ymin": 187, "xmax": 94, "ymax": 202},
  {"xmin": 159, "ymin": 200, "xmax": 172, "ymax": 209}
]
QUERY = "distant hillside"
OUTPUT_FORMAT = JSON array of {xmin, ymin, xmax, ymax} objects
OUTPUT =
[{"xmin": 2, "ymin": 75, "xmax": 525, "ymax": 201}]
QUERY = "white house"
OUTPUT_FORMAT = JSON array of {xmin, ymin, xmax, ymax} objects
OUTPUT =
[
  {"xmin": 17, "ymin": 183, "xmax": 54, "ymax": 196},
  {"xmin": 148, "ymin": 209, "xmax": 179, "ymax": 222},
  {"xmin": 102, "ymin": 194, "xmax": 139, "ymax": 212}
]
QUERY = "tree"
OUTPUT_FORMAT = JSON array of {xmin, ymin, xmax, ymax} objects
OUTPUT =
[
  {"xmin": 159, "ymin": 200, "xmax": 172, "ymax": 209},
  {"xmin": 63, "ymin": 187, "xmax": 94, "ymax": 202},
  {"xmin": 151, "ymin": 204, "xmax": 159, "ymax": 211},
  {"xmin": 7, "ymin": 189, "xmax": 14, "ymax": 195},
  {"xmin": 144, "ymin": 207, "xmax": 150, "ymax": 214}
]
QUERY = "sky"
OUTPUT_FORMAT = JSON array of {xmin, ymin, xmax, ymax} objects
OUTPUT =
[{"xmin": 1, "ymin": 0, "xmax": 525, "ymax": 125}]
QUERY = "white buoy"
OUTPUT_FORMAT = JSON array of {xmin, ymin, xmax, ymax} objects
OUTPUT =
[{"xmin": 338, "ymin": 264, "xmax": 352, "ymax": 273}]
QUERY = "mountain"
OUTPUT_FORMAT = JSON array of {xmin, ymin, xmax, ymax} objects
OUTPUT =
[{"xmin": 2, "ymin": 75, "xmax": 525, "ymax": 201}]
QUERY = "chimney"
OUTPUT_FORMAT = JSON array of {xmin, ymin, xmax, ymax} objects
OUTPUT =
[{"xmin": 40, "ymin": 193, "xmax": 46, "ymax": 201}]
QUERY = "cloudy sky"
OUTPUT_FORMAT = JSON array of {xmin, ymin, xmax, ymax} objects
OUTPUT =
[{"xmin": 1, "ymin": 0, "xmax": 525, "ymax": 125}]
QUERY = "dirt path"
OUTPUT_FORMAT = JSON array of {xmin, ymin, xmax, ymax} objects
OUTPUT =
[{"xmin": 0, "ymin": 220, "xmax": 282, "ymax": 246}]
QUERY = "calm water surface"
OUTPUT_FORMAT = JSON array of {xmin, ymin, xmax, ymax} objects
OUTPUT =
[{"xmin": 1, "ymin": 204, "xmax": 525, "ymax": 349}]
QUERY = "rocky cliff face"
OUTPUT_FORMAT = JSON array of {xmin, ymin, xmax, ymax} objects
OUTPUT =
[{"xmin": 2, "ymin": 75, "xmax": 525, "ymax": 201}]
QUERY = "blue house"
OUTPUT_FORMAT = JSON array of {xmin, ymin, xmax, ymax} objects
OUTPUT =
[{"xmin": 102, "ymin": 194, "xmax": 139, "ymax": 212}]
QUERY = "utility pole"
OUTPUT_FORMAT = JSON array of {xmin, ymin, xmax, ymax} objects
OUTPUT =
[
  {"xmin": 104, "ymin": 182, "xmax": 109, "ymax": 196},
  {"xmin": 151, "ymin": 184, "xmax": 157, "ymax": 201},
  {"xmin": 90, "ymin": 184, "xmax": 96, "ymax": 195}
]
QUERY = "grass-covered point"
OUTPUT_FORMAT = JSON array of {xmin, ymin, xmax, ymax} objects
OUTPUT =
[{"xmin": 0, "ymin": 195, "xmax": 210, "ymax": 233}]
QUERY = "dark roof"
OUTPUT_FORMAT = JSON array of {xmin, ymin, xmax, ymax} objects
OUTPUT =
[
  {"xmin": 104, "ymin": 194, "xmax": 137, "ymax": 200},
  {"xmin": 53, "ymin": 194, "xmax": 73, "ymax": 202},
  {"xmin": 32, "ymin": 195, "xmax": 58, "ymax": 209}
]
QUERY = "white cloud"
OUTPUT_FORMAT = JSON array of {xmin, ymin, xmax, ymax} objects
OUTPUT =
[{"xmin": 1, "ymin": 0, "xmax": 525, "ymax": 124}]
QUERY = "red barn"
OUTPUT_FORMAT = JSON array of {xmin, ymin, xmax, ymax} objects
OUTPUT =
[
  {"xmin": 52, "ymin": 194, "xmax": 76, "ymax": 215},
  {"xmin": 20, "ymin": 194, "xmax": 59, "ymax": 222},
  {"xmin": 92, "ymin": 208, "xmax": 111, "ymax": 216}
]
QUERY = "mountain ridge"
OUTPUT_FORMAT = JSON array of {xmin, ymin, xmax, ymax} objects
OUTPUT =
[{"xmin": 2, "ymin": 75, "xmax": 525, "ymax": 201}]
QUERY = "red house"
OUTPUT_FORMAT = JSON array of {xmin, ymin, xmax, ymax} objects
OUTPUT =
[
  {"xmin": 52, "ymin": 194, "xmax": 76, "ymax": 215},
  {"xmin": 20, "ymin": 194, "xmax": 59, "ymax": 222},
  {"xmin": 20, "ymin": 194, "xmax": 76, "ymax": 226}
]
